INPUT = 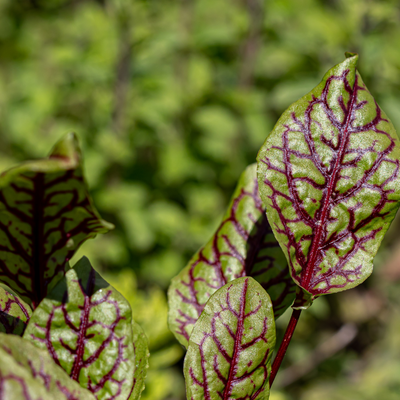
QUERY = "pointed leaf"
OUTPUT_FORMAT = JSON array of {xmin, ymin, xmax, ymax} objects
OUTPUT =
[
  {"xmin": 23, "ymin": 256, "xmax": 137, "ymax": 400},
  {"xmin": 0, "ymin": 133, "xmax": 113, "ymax": 307},
  {"xmin": 0, "ymin": 285, "xmax": 32, "ymax": 335},
  {"xmin": 257, "ymin": 54, "xmax": 400, "ymax": 298},
  {"xmin": 128, "ymin": 321, "xmax": 149, "ymax": 400},
  {"xmin": 184, "ymin": 277, "xmax": 275, "ymax": 400},
  {"xmin": 0, "ymin": 333, "xmax": 95, "ymax": 400},
  {"xmin": 168, "ymin": 164, "xmax": 295, "ymax": 347}
]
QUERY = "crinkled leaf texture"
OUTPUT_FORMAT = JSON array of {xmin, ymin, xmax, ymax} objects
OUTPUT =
[
  {"xmin": 24, "ymin": 256, "xmax": 148, "ymax": 400},
  {"xmin": 0, "ymin": 333, "xmax": 95, "ymax": 400},
  {"xmin": 257, "ymin": 54, "xmax": 400, "ymax": 299},
  {"xmin": 0, "ymin": 133, "xmax": 113, "ymax": 308},
  {"xmin": 168, "ymin": 164, "xmax": 294, "ymax": 347},
  {"xmin": 184, "ymin": 277, "xmax": 275, "ymax": 400},
  {"xmin": 0, "ymin": 285, "xmax": 32, "ymax": 335}
]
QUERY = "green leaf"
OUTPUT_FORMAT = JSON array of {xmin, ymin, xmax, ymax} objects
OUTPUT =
[
  {"xmin": 0, "ymin": 333, "xmax": 95, "ymax": 400},
  {"xmin": 168, "ymin": 164, "xmax": 295, "ymax": 347},
  {"xmin": 23, "ymin": 256, "xmax": 143, "ymax": 400},
  {"xmin": 0, "ymin": 285, "xmax": 32, "ymax": 335},
  {"xmin": 257, "ymin": 54, "xmax": 400, "ymax": 299},
  {"xmin": 0, "ymin": 133, "xmax": 113, "ymax": 308},
  {"xmin": 129, "ymin": 321, "xmax": 149, "ymax": 400},
  {"xmin": 184, "ymin": 277, "xmax": 275, "ymax": 400}
]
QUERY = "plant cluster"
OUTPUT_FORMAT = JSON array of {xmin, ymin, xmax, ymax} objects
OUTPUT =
[
  {"xmin": 1, "ymin": 53, "xmax": 400, "ymax": 400},
  {"xmin": 168, "ymin": 53, "xmax": 400, "ymax": 398}
]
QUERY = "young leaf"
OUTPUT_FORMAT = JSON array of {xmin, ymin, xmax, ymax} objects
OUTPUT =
[
  {"xmin": 0, "ymin": 285, "xmax": 32, "ymax": 335},
  {"xmin": 129, "ymin": 321, "xmax": 149, "ymax": 400},
  {"xmin": 23, "ymin": 256, "xmax": 143, "ymax": 400},
  {"xmin": 184, "ymin": 277, "xmax": 276, "ymax": 400},
  {"xmin": 0, "ymin": 133, "xmax": 113, "ymax": 308},
  {"xmin": 257, "ymin": 54, "xmax": 400, "ymax": 299},
  {"xmin": 0, "ymin": 333, "xmax": 95, "ymax": 400},
  {"xmin": 168, "ymin": 164, "xmax": 295, "ymax": 347}
]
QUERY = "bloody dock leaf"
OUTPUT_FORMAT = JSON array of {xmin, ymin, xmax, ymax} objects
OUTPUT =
[
  {"xmin": 0, "ymin": 285, "xmax": 32, "ymax": 335},
  {"xmin": 257, "ymin": 53, "xmax": 400, "ymax": 299},
  {"xmin": 0, "ymin": 133, "xmax": 113, "ymax": 308},
  {"xmin": 129, "ymin": 321, "xmax": 149, "ymax": 400},
  {"xmin": 184, "ymin": 277, "xmax": 275, "ymax": 400},
  {"xmin": 0, "ymin": 333, "xmax": 95, "ymax": 400},
  {"xmin": 23, "ymin": 256, "xmax": 144, "ymax": 400},
  {"xmin": 168, "ymin": 164, "xmax": 295, "ymax": 347}
]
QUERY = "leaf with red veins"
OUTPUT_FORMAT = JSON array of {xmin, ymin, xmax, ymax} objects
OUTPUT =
[
  {"xmin": 0, "ymin": 333, "xmax": 95, "ymax": 399},
  {"xmin": 168, "ymin": 164, "xmax": 295, "ymax": 347},
  {"xmin": 0, "ymin": 285, "xmax": 32, "ymax": 335},
  {"xmin": 23, "ymin": 257, "xmax": 139, "ymax": 400},
  {"xmin": 0, "ymin": 133, "xmax": 113, "ymax": 308},
  {"xmin": 128, "ymin": 321, "xmax": 149, "ymax": 400},
  {"xmin": 257, "ymin": 53, "xmax": 400, "ymax": 299},
  {"xmin": 184, "ymin": 277, "xmax": 275, "ymax": 400}
]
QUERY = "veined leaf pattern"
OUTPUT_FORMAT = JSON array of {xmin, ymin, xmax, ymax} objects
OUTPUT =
[
  {"xmin": 23, "ymin": 257, "xmax": 138, "ymax": 400},
  {"xmin": 184, "ymin": 277, "xmax": 275, "ymax": 400},
  {"xmin": 0, "ymin": 133, "xmax": 113, "ymax": 307},
  {"xmin": 0, "ymin": 333, "xmax": 95, "ymax": 400},
  {"xmin": 0, "ymin": 285, "xmax": 32, "ymax": 335},
  {"xmin": 257, "ymin": 54, "xmax": 400, "ymax": 297},
  {"xmin": 168, "ymin": 164, "xmax": 295, "ymax": 347}
]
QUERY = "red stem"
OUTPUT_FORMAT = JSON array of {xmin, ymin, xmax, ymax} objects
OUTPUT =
[{"xmin": 269, "ymin": 308, "xmax": 302, "ymax": 386}]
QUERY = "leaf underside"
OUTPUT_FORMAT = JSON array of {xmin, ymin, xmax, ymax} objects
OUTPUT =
[
  {"xmin": 0, "ymin": 285, "xmax": 32, "ymax": 335},
  {"xmin": 23, "ymin": 257, "xmax": 138, "ymax": 400},
  {"xmin": 184, "ymin": 277, "xmax": 275, "ymax": 400},
  {"xmin": 0, "ymin": 333, "xmax": 95, "ymax": 400},
  {"xmin": 257, "ymin": 54, "xmax": 400, "ymax": 297},
  {"xmin": 168, "ymin": 164, "xmax": 295, "ymax": 347},
  {"xmin": 0, "ymin": 133, "xmax": 112, "ymax": 308}
]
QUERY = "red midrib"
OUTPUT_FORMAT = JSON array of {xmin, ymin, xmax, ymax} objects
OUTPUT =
[
  {"xmin": 300, "ymin": 77, "xmax": 358, "ymax": 291},
  {"xmin": 223, "ymin": 279, "xmax": 248, "ymax": 400},
  {"xmin": 70, "ymin": 296, "xmax": 91, "ymax": 381}
]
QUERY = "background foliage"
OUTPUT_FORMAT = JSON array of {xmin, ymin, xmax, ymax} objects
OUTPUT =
[{"xmin": 1, "ymin": 0, "xmax": 400, "ymax": 398}]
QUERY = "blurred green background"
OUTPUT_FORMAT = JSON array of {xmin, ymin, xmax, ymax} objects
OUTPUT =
[{"xmin": 1, "ymin": 0, "xmax": 400, "ymax": 398}]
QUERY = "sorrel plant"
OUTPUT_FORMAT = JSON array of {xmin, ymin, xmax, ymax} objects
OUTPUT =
[{"xmin": 168, "ymin": 53, "xmax": 400, "ymax": 398}]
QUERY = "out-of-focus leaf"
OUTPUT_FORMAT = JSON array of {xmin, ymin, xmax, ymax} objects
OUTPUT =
[
  {"xmin": 129, "ymin": 321, "xmax": 149, "ymax": 400},
  {"xmin": 0, "ymin": 134, "xmax": 113, "ymax": 307},
  {"xmin": 184, "ymin": 277, "xmax": 275, "ymax": 400},
  {"xmin": 23, "ymin": 256, "xmax": 146, "ymax": 400},
  {"xmin": 257, "ymin": 54, "xmax": 400, "ymax": 300},
  {"xmin": 168, "ymin": 164, "xmax": 295, "ymax": 347},
  {"xmin": 0, "ymin": 285, "xmax": 32, "ymax": 335},
  {"xmin": 0, "ymin": 333, "xmax": 95, "ymax": 400}
]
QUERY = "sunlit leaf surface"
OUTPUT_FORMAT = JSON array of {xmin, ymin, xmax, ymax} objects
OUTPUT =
[
  {"xmin": 184, "ymin": 277, "xmax": 275, "ymax": 400},
  {"xmin": 257, "ymin": 54, "xmax": 400, "ymax": 298}
]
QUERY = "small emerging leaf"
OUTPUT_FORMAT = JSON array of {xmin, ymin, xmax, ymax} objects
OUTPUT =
[
  {"xmin": 0, "ymin": 333, "xmax": 95, "ymax": 400},
  {"xmin": 0, "ymin": 133, "xmax": 113, "ymax": 307},
  {"xmin": 257, "ymin": 54, "xmax": 400, "ymax": 299},
  {"xmin": 24, "ymin": 256, "xmax": 138, "ymax": 400},
  {"xmin": 0, "ymin": 285, "xmax": 32, "ymax": 335},
  {"xmin": 168, "ymin": 164, "xmax": 295, "ymax": 347},
  {"xmin": 184, "ymin": 277, "xmax": 275, "ymax": 400}
]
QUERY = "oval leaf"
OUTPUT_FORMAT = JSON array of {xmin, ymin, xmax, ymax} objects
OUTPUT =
[
  {"xmin": 184, "ymin": 277, "xmax": 276, "ymax": 400},
  {"xmin": 168, "ymin": 164, "xmax": 295, "ymax": 347},
  {"xmin": 257, "ymin": 54, "xmax": 400, "ymax": 298},
  {"xmin": 0, "ymin": 285, "xmax": 32, "ymax": 335},
  {"xmin": 0, "ymin": 333, "xmax": 95, "ymax": 400},
  {"xmin": 23, "ymin": 256, "xmax": 138, "ymax": 400},
  {"xmin": 0, "ymin": 133, "xmax": 113, "ymax": 307}
]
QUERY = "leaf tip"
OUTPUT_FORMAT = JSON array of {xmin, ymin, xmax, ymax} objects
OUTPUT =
[
  {"xmin": 344, "ymin": 51, "xmax": 358, "ymax": 59},
  {"xmin": 49, "ymin": 132, "xmax": 81, "ymax": 166}
]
